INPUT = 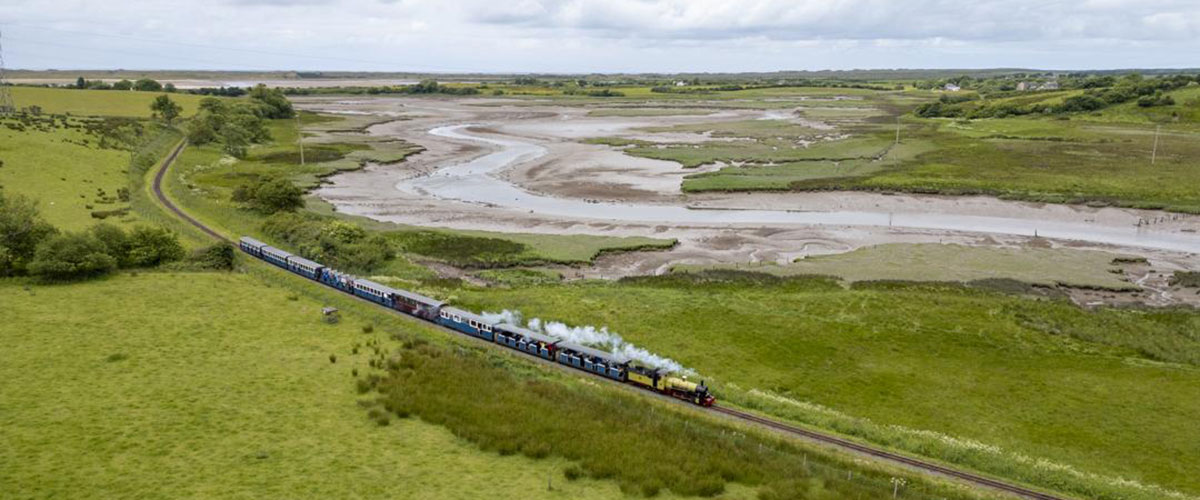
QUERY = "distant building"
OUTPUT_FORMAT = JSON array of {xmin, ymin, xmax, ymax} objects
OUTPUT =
[
  {"xmin": 1016, "ymin": 82, "xmax": 1031, "ymax": 91},
  {"xmin": 1040, "ymin": 81, "xmax": 1060, "ymax": 90},
  {"xmin": 674, "ymin": 81, "xmax": 687, "ymax": 87},
  {"xmin": 943, "ymin": 83, "xmax": 961, "ymax": 92}
]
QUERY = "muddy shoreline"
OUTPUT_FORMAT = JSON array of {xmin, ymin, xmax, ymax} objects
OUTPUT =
[{"xmin": 300, "ymin": 96, "xmax": 1200, "ymax": 303}]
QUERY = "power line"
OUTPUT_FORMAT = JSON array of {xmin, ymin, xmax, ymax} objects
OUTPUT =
[
  {"xmin": 0, "ymin": 29, "xmax": 15, "ymax": 114},
  {"xmin": 3, "ymin": 22, "xmax": 466, "ymax": 73}
]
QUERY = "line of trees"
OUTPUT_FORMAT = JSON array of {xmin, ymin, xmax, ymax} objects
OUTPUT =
[
  {"xmin": 74, "ymin": 77, "xmax": 176, "ymax": 93},
  {"xmin": 0, "ymin": 192, "xmax": 233, "ymax": 281}
]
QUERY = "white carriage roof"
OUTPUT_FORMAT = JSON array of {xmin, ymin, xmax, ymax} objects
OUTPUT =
[
  {"xmin": 494, "ymin": 323, "xmax": 560, "ymax": 345},
  {"xmin": 239, "ymin": 236, "xmax": 268, "ymax": 248}
]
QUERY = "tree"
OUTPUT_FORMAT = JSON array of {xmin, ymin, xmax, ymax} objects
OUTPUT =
[
  {"xmin": 125, "ymin": 226, "xmax": 185, "ymax": 267},
  {"xmin": 0, "ymin": 193, "xmax": 58, "ymax": 276},
  {"xmin": 133, "ymin": 78, "xmax": 163, "ymax": 92},
  {"xmin": 27, "ymin": 232, "xmax": 117, "ymax": 281},
  {"xmin": 113, "ymin": 79, "xmax": 134, "ymax": 91},
  {"xmin": 150, "ymin": 95, "xmax": 182, "ymax": 124},
  {"xmin": 75, "ymin": 76, "xmax": 87, "ymax": 89},
  {"xmin": 235, "ymin": 178, "xmax": 304, "ymax": 213},
  {"xmin": 248, "ymin": 84, "xmax": 295, "ymax": 118},
  {"xmin": 164, "ymin": 82, "xmax": 177, "ymax": 93},
  {"xmin": 219, "ymin": 122, "xmax": 251, "ymax": 158}
]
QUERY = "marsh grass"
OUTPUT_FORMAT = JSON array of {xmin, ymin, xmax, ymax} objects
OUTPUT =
[
  {"xmin": 454, "ymin": 274, "xmax": 1200, "ymax": 497},
  {"xmin": 371, "ymin": 333, "xmax": 984, "ymax": 500}
]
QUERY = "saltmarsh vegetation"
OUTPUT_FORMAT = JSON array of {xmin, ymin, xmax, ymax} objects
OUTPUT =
[
  {"xmin": 452, "ymin": 272, "xmax": 1200, "ymax": 499},
  {"xmin": 360, "ymin": 321, "xmax": 985, "ymax": 499}
]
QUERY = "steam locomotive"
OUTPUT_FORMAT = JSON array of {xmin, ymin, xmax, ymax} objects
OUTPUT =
[{"xmin": 239, "ymin": 236, "xmax": 715, "ymax": 406}]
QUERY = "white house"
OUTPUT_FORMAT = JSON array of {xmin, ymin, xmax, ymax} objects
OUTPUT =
[{"xmin": 943, "ymin": 83, "xmax": 962, "ymax": 92}]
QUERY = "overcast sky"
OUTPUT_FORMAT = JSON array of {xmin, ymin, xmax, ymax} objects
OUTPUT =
[{"xmin": 2, "ymin": 0, "xmax": 1198, "ymax": 73}]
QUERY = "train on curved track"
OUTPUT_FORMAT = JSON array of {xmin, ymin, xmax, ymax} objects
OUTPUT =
[{"xmin": 239, "ymin": 236, "xmax": 716, "ymax": 406}]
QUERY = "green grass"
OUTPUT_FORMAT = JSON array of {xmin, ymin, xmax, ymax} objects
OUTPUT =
[
  {"xmin": 675, "ymin": 116, "xmax": 1200, "ymax": 211},
  {"xmin": 676, "ymin": 243, "xmax": 1138, "ymax": 290},
  {"xmin": 0, "ymin": 272, "xmax": 665, "ymax": 499},
  {"xmin": 453, "ymin": 276, "xmax": 1200, "ymax": 499},
  {"xmin": 610, "ymin": 128, "xmax": 894, "ymax": 168},
  {"xmin": 0, "ymin": 115, "xmax": 143, "ymax": 230},
  {"xmin": 370, "ymin": 328, "xmax": 984, "ymax": 500},
  {"xmin": 11, "ymin": 87, "xmax": 208, "ymax": 118}
]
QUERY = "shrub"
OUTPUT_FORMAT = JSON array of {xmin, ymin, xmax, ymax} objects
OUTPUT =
[
  {"xmin": 125, "ymin": 226, "xmax": 185, "ymax": 267},
  {"xmin": 0, "ymin": 192, "xmax": 58, "ymax": 276},
  {"xmin": 28, "ymin": 232, "xmax": 118, "ymax": 281},
  {"xmin": 563, "ymin": 465, "xmax": 584, "ymax": 481},
  {"xmin": 191, "ymin": 242, "xmax": 235, "ymax": 270},
  {"xmin": 234, "ymin": 178, "xmax": 305, "ymax": 213},
  {"xmin": 362, "ymin": 324, "xmax": 374, "ymax": 334}
]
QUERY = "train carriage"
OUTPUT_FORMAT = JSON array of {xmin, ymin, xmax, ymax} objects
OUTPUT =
[
  {"xmin": 494, "ymin": 324, "xmax": 560, "ymax": 360},
  {"xmin": 393, "ymin": 289, "xmax": 445, "ymax": 321},
  {"xmin": 319, "ymin": 268, "xmax": 355, "ymax": 293},
  {"xmin": 238, "ymin": 236, "xmax": 267, "ymax": 257},
  {"xmin": 351, "ymin": 278, "xmax": 399, "ymax": 308},
  {"xmin": 556, "ymin": 342, "xmax": 626, "ymax": 381},
  {"xmin": 285, "ymin": 255, "xmax": 324, "ymax": 280},
  {"xmin": 259, "ymin": 245, "xmax": 293, "ymax": 268},
  {"xmin": 438, "ymin": 307, "xmax": 495, "ymax": 341}
]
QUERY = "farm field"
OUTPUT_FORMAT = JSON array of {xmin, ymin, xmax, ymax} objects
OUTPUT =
[
  {"xmin": 0, "ymin": 114, "xmax": 144, "ymax": 230},
  {"xmin": 11, "ymin": 86, "xmax": 207, "ymax": 118},
  {"xmin": 451, "ymin": 275, "xmax": 1200, "ymax": 499},
  {"xmin": 0, "ymin": 272, "xmax": 687, "ymax": 499}
]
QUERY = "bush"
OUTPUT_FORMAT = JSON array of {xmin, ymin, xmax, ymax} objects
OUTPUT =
[
  {"xmin": 191, "ymin": 242, "xmax": 235, "ymax": 270},
  {"xmin": 234, "ymin": 178, "xmax": 305, "ymax": 213},
  {"xmin": 0, "ymin": 192, "xmax": 58, "ymax": 276},
  {"xmin": 125, "ymin": 226, "xmax": 185, "ymax": 267},
  {"xmin": 28, "ymin": 232, "xmax": 118, "ymax": 281}
]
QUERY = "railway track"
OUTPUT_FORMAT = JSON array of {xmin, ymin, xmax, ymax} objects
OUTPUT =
[
  {"xmin": 151, "ymin": 141, "xmax": 1070, "ymax": 500},
  {"xmin": 709, "ymin": 406, "xmax": 1065, "ymax": 500}
]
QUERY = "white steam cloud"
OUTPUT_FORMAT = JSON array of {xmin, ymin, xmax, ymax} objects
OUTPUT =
[{"xmin": 481, "ymin": 309, "xmax": 691, "ymax": 374}]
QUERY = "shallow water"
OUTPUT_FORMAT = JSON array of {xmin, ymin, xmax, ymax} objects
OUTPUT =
[{"xmin": 397, "ymin": 125, "xmax": 1200, "ymax": 254}]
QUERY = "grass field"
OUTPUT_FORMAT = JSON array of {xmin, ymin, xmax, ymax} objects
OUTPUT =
[
  {"xmin": 0, "ymin": 115, "xmax": 145, "ymax": 230},
  {"xmin": 0, "ymin": 272, "xmax": 671, "ymax": 499},
  {"xmin": 676, "ymin": 243, "xmax": 1138, "ymax": 290},
  {"xmin": 452, "ymin": 276, "xmax": 1200, "ymax": 499},
  {"xmin": 11, "ymin": 87, "xmax": 208, "ymax": 118}
]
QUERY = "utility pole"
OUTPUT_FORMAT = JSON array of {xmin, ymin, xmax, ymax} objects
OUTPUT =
[
  {"xmin": 0, "ymin": 29, "xmax": 16, "ymax": 114},
  {"xmin": 1151, "ymin": 124, "xmax": 1160, "ymax": 165},
  {"xmin": 295, "ymin": 114, "xmax": 305, "ymax": 166}
]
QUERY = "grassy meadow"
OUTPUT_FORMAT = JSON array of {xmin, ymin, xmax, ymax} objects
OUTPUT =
[
  {"xmin": 0, "ymin": 272, "xmax": 709, "ymax": 499},
  {"xmin": 676, "ymin": 243, "xmax": 1139, "ymax": 290},
  {"xmin": 11, "ymin": 86, "xmax": 208, "ymax": 118},
  {"xmin": 452, "ymin": 275, "xmax": 1200, "ymax": 499},
  {"xmin": 0, "ymin": 114, "xmax": 144, "ymax": 230}
]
